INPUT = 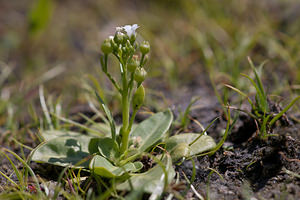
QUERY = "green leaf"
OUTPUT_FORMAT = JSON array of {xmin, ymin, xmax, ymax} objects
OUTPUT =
[
  {"xmin": 124, "ymin": 190, "xmax": 143, "ymax": 200},
  {"xmin": 181, "ymin": 97, "xmax": 200, "ymax": 129},
  {"xmin": 248, "ymin": 58, "xmax": 267, "ymax": 102},
  {"xmin": 89, "ymin": 123, "xmax": 111, "ymax": 135},
  {"xmin": 89, "ymin": 123, "xmax": 137, "ymax": 137},
  {"xmin": 89, "ymin": 155, "xmax": 143, "ymax": 178},
  {"xmin": 241, "ymin": 73, "xmax": 267, "ymax": 113},
  {"xmin": 130, "ymin": 109, "xmax": 173, "ymax": 153},
  {"xmin": 95, "ymin": 92, "xmax": 117, "ymax": 141},
  {"xmin": 224, "ymin": 84, "xmax": 254, "ymax": 110},
  {"xmin": 40, "ymin": 130, "xmax": 84, "ymax": 141},
  {"xmin": 88, "ymin": 137, "xmax": 119, "ymax": 161},
  {"xmin": 117, "ymin": 155, "xmax": 175, "ymax": 197},
  {"xmin": 32, "ymin": 135, "xmax": 92, "ymax": 168},
  {"xmin": 165, "ymin": 134, "xmax": 216, "ymax": 161},
  {"xmin": 89, "ymin": 122, "xmax": 126, "ymax": 137},
  {"xmin": 269, "ymin": 96, "xmax": 300, "ymax": 127},
  {"xmin": 244, "ymin": 58, "xmax": 268, "ymax": 113}
]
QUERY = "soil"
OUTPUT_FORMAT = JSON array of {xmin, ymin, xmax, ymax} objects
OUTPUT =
[{"xmin": 172, "ymin": 77, "xmax": 300, "ymax": 200}]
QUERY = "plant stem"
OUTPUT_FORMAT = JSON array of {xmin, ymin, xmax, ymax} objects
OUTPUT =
[
  {"xmin": 120, "ymin": 63, "xmax": 130, "ymax": 154},
  {"xmin": 120, "ymin": 94, "xmax": 130, "ymax": 154},
  {"xmin": 128, "ymin": 108, "xmax": 138, "ymax": 132},
  {"xmin": 140, "ymin": 54, "xmax": 145, "ymax": 66}
]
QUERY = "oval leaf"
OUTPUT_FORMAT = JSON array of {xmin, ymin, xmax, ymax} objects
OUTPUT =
[
  {"xmin": 117, "ymin": 155, "xmax": 175, "ymax": 197},
  {"xmin": 88, "ymin": 137, "xmax": 119, "ymax": 161},
  {"xmin": 165, "ymin": 133, "xmax": 216, "ymax": 160},
  {"xmin": 89, "ymin": 123, "xmax": 111, "ymax": 136},
  {"xmin": 130, "ymin": 109, "xmax": 173, "ymax": 153},
  {"xmin": 89, "ymin": 155, "xmax": 143, "ymax": 178},
  {"xmin": 41, "ymin": 130, "xmax": 84, "ymax": 141},
  {"xmin": 32, "ymin": 135, "xmax": 92, "ymax": 168}
]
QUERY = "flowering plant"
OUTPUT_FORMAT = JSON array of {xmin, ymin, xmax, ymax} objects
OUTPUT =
[{"xmin": 31, "ymin": 25, "xmax": 216, "ymax": 197}]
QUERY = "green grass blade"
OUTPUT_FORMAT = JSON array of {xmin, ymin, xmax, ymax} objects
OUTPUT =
[
  {"xmin": 181, "ymin": 97, "xmax": 200, "ymax": 129},
  {"xmin": 189, "ymin": 117, "xmax": 219, "ymax": 146},
  {"xmin": 87, "ymin": 74, "xmax": 106, "ymax": 104},
  {"xmin": 51, "ymin": 113, "xmax": 103, "ymax": 136},
  {"xmin": 0, "ymin": 170, "xmax": 20, "ymax": 189},
  {"xmin": 53, "ymin": 166, "xmax": 70, "ymax": 199},
  {"xmin": 0, "ymin": 151, "xmax": 24, "ymax": 188},
  {"xmin": 241, "ymin": 73, "xmax": 268, "ymax": 113},
  {"xmin": 86, "ymin": 96, "xmax": 110, "ymax": 125},
  {"xmin": 224, "ymin": 84, "xmax": 255, "ymax": 109},
  {"xmin": 191, "ymin": 107, "xmax": 232, "ymax": 158},
  {"xmin": 269, "ymin": 96, "xmax": 300, "ymax": 126},
  {"xmin": 208, "ymin": 107, "xmax": 231, "ymax": 155},
  {"xmin": 12, "ymin": 138, "xmax": 33, "ymax": 151},
  {"xmin": 2, "ymin": 148, "xmax": 41, "ymax": 192},
  {"xmin": 261, "ymin": 114, "xmax": 271, "ymax": 139},
  {"xmin": 248, "ymin": 57, "xmax": 267, "ymax": 98},
  {"xmin": 247, "ymin": 58, "xmax": 268, "ymax": 112},
  {"xmin": 95, "ymin": 92, "xmax": 116, "ymax": 141},
  {"xmin": 39, "ymin": 86, "xmax": 54, "ymax": 130}
]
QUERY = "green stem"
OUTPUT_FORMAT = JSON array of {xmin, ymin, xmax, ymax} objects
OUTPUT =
[
  {"xmin": 128, "ymin": 72, "xmax": 135, "ymax": 98},
  {"xmin": 119, "ymin": 153, "xmax": 140, "ymax": 166},
  {"xmin": 120, "ymin": 63, "xmax": 130, "ymax": 154},
  {"xmin": 104, "ymin": 71, "xmax": 122, "ymax": 93},
  {"xmin": 120, "ymin": 95, "xmax": 129, "ymax": 154},
  {"xmin": 128, "ymin": 108, "xmax": 138, "ymax": 132},
  {"xmin": 140, "ymin": 54, "xmax": 145, "ymax": 67}
]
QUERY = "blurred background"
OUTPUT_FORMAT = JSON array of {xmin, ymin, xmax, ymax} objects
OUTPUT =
[{"xmin": 1, "ymin": 0, "xmax": 300, "ymax": 132}]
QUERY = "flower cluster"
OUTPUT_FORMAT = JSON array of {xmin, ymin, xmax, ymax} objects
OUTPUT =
[{"xmin": 101, "ymin": 24, "xmax": 150, "ymax": 86}]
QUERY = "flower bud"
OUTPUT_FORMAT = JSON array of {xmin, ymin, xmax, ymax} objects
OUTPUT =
[
  {"xmin": 133, "ymin": 85, "xmax": 145, "ymax": 110},
  {"xmin": 114, "ymin": 32, "xmax": 125, "ymax": 44},
  {"xmin": 101, "ymin": 39, "xmax": 113, "ymax": 54},
  {"xmin": 112, "ymin": 42, "xmax": 118, "ymax": 52},
  {"xmin": 126, "ymin": 41, "xmax": 134, "ymax": 53},
  {"xmin": 134, "ymin": 67, "xmax": 147, "ymax": 85},
  {"xmin": 129, "ymin": 34, "xmax": 136, "ymax": 44},
  {"xmin": 141, "ymin": 55, "xmax": 149, "ymax": 66},
  {"xmin": 140, "ymin": 41, "xmax": 150, "ymax": 55},
  {"xmin": 128, "ymin": 56, "xmax": 139, "ymax": 72}
]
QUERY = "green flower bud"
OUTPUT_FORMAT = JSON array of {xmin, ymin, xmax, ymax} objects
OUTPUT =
[
  {"xmin": 134, "ymin": 67, "xmax": 147, "ymax": 84},
  {"xmin": 126, "ymin": 40, "xmax": 134, "ymax": 53},
  {"xmin": 129, "ymin": 34, "xmax": 136, "ymax": 44},
  {"xmin": 128, "ymin": 56, "xmax": 139, "ymax": 72},
  {"xmin": 101, "ymin": 39, "xmax": 113, "ymax": 54},
  {"xmin": 140, "ymin": 41, "xmax": 150, "ymax": 55},
  {"xmin": 114, "ymin": 32, "xmax": 125, "ymax": 44},
  {"xmin": 141, "ymin": 55, "xmax": 149, "ymax": 66},
  {"xmin": 133, "ymin": 85, "xmax": 145, "ymax": 110},
  {"xmin": 112, "ymin": 42, "xmax": 118, "ymax": 52}
]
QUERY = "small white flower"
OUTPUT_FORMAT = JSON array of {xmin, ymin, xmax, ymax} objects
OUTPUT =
[{"xmin": 116, "ymin": 24, "xmax": 139, "ymax": 37}]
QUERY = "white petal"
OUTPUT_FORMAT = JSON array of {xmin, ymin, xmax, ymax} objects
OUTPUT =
[
  {"xmin": 116, "ymin": 26, "xmax": 123, "ymax": 32},
  {"xmin": 115, "ymin": 24, "xmax": 139, "ymax": 37}
]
